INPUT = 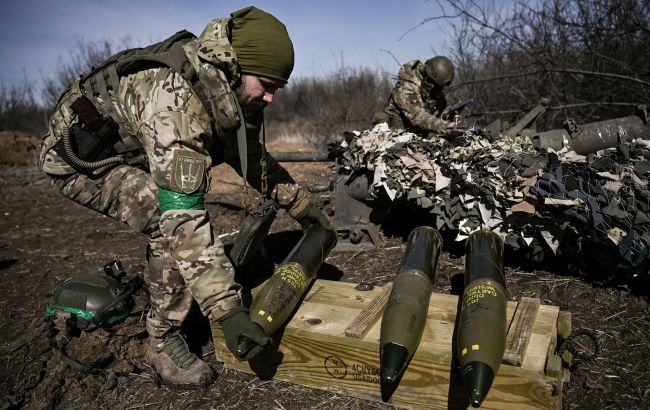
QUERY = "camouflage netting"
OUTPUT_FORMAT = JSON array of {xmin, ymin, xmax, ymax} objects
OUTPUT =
[{"xmin": 335, "ymin": 123, "xmax": 650, "ymax": 285}]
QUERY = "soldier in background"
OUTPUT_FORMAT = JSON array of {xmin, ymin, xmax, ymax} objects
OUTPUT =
[
  {"xmin": 39, "ymin": 6, "xmax": 332, "ymax": 387},
  {"xmin": 373, "ymin": 56, "xmax": 456, "ymax": 135}
]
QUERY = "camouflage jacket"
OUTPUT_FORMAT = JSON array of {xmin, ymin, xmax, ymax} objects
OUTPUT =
[
  {"xmin": 381, "ymin": 60, "xmax": 448, "ymax": 134},
  {"xmin": 40, "ymin": 17, "xmax": 310, "ymax": 319}
]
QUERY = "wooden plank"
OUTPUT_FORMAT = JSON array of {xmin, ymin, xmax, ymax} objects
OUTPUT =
[
  {"xmin": 344, "ymin": 282, "xmax": 393, "ymax": 338},
  {"xmin": 504, "ymin": 297, "xmax": 541, "ymax": 366},
  {"xmin": 521, "ymin": 334, "xmax": 552, "ymax": 371},
  {"xmin": 291, "ymin": 303, "xmax": 360, "ymax": 335},
  {"xmin": 361, "ymin": 293, "xmax": 519, "ymax": 356},
  {"xmin": 557, "ymin": 311, "xmax": 572, "ymax": 383},
  {"xmin": 557, "ymin": 311, "xmax": 572, "ymax": 340},
  {"xmin": 521, "ymin": 305, "xmax": 560, "ymax": 372},
  {"xmin": 302, "ymin": 281, "xmax": 382, "ymax": 309},
  {"xmin": 212, "ymin": 280, "xmax": 564, "ymax": 409},
  {"xmin": 212, "ymin": 324, "xmax": 560, "ymax": 409},
  {"xmin": 277, "ymin": 282, "xmax": 555, "ymax": 362},
  {"xmin": 560, "ymin": 350, "xmax": 572, "ymax": 383},
  {"xmin": 543, "ymin": 310, "xmax": 572, "ymax": 384},
  {"xmin": 545, "ymin": 354, "xmax": 563, "ymax": 380},
  {"xmin": 533, "ymin": 305, "xmax": 561, "ymax": 336}
]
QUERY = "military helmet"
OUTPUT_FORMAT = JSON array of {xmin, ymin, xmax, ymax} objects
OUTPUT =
[
  {"xmin": 424, "ymin": 56, "xmax": 454, "ymax": 87},
  {"xmin": 45, "ymin": 260, "xmax": 140, "ymax": 329}
]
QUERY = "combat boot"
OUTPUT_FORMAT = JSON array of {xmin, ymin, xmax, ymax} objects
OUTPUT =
[{"xmin": 145, "ymin": 330, "xmax": 215, "ymax": 387}]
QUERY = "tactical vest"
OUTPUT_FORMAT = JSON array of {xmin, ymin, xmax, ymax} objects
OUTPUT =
[{"xmin": 72, "ymin": 30, "xmax": 219, "ymax": 155}]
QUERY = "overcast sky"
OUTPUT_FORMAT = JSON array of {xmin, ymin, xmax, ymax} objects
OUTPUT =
[{"xmin": 0, "ymin": 0, "xmax": 474, "ymax": 91}]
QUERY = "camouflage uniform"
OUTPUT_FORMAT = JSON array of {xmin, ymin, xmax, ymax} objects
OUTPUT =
[
  {"xmin": 379, "ymin": 60, "xmax": 448, "ymax": 134},
  {"xmin": 39, "ymin": 18, "xmax": 311, "ymax": 338}
]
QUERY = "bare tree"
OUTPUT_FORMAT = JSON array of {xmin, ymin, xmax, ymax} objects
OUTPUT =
[
  {"xmin": 41, "ymin": 37, "xmax": 132, "ymax": 109},
  {"xmin": 266, "ymin": 67, "xmax": 393, "ymax": 147},
  {"xmin": 406, "ymin": 0, "xmax": 650, "ymax": 129},
  {"xmin": 0, "ymin": 73, "xmax": 47, "ymax": 134}
]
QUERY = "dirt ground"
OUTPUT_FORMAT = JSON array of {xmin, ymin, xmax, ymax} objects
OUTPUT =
[{"xmin": 0, "ymin": 133, "xmax": 648, "ymax": 409}]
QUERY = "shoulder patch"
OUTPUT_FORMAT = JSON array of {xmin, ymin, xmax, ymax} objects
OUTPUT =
[
  {"xmin": 171, "ymin": 150, "xmax": 205, "ymax": 194},
  {"xmin": 405, "ymin": 93, "xmax": 421, "ymax": 105}
]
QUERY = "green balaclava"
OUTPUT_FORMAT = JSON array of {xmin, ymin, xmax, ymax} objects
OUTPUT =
[{"xmin": 230, "ymin": 6, "xmax": 294, "ymax": 84}]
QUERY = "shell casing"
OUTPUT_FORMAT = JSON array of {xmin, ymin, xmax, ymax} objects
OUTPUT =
[
  {"xmin": 457, "ymin": 278, "xmax": 507, "ymax": 373},
  {"xmin": 249, "ymin": 224, "xmax": 337, "ymax": 337},
  {"xmin": 462, "ymin": 230, "xmax": 506, "ymax": 288},
  {"xmin": 249, "ymin": 262, "xmax": 311, "ymax": 335},
  {"xmin": 284, "ymin": 222, "xmax": 338, "ymax": 274},
  {"xmin": 398, "ymin": 226, "xmax": 442, "ymax": 281},
  {"xmin": 456, "ymin": 230, "xmax": 507, "ymax": 407},
  {"xmin": 380, "ymin": 270, "xmax": 433, "ymax": 382},
  {"xmin": 379, "ymin": 226, "xmax": 443, "ymax": 386}
]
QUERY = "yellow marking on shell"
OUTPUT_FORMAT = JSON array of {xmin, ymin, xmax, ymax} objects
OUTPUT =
[
  {"xmin": 462, "ymin": 348, "xmax": 468, "ymax": 357},
  {"xmin": 472, "ymin": 344, "xmax": 480, "ymax": 351},
  {"xmin": 258, "ymin": 310, "xmax": 265, "ymax": 316},
  {"xmin": 267, "ymin": 316, "xmax": 273, "ymax": 322}
]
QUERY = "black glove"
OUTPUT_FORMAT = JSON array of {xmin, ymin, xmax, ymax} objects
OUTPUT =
[
  {"xmin": 297, "ymin": 202, "xmax": 334, "ymax": 231},
  {"xmin": 218, "ymin": 306, "xmax": 272, "ymax": 361}
]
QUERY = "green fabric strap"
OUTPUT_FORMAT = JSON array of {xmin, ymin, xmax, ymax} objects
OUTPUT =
[{"xmin": 158, "ymin": 188, "xmax": 205, "ymax": 212}]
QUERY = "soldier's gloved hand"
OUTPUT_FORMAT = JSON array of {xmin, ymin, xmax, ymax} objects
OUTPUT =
[
  {"xmin": 296, "ymin": 201, "xmax": 334, "ymax": 232},
  {"xmin": 218, "ymin": 306, "xmax": 272, "ymax": 361}
]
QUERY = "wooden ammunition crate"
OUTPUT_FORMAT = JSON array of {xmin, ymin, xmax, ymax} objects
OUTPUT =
[{"xmin": 211, "ymin": 280, "xmax": 571, "ymax": 409}]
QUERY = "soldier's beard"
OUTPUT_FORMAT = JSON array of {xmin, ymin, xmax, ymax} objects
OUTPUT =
[{"xmin": 234, "ymin": 80, "xmax": 267, "ymax": 122}]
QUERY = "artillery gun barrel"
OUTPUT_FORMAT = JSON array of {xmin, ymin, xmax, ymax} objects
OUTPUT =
[
  {"xmin": 457, "ymin": 230, "xmax": 507, "ymax": 408},
  {"xmin": 235, "ymin": 224, "xmax": 337, "ymax": 357},
  {"xmin": 379, "ymin": 226, "xmax": 443, "ymax": 391},
  {"xmin": 270, "ymin": 151, "xmax": 330, "ymax": 162},
  {"xmin": 532, "ymin": 114, "xmax": 650, "ymax": 154}
]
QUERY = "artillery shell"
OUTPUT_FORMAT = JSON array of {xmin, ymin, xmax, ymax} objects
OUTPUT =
[
  {"xmin": 379, "ymin": 226, "xmax": 443, "ymax": 388},
  {"xmin": 236, "ymin": 224, "xmax": 337, "ymax": 357},
  {"xmin": 456, "ymin": 230, "xmax": 507, "ymax": 407}
]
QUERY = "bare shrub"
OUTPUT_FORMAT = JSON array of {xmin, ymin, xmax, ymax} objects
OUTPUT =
[
  {"xmin": 0, "ymin": 77, "xmax": 47, "ymax": 135},
  {"xmin": 0, "ymin": 130, "xmax": 41, "ymax": 168},
  {"xmin": 266, "ymin": 67, "xmax": 393, "ymax": 148},
  {"xmin": 1, "ymin": 38, "xmax": 133, "ymax": 136},
  {"xmin": 419, "ymin": 0, "xmax": 650, "ymax": 129},
  {"xmin": 41, "ymin": 37, "xmax": 132, "ymax": 109}
]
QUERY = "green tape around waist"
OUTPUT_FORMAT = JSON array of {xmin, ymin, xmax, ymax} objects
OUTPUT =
[{"xmin": 158, "ymin": 188, "xmax": 205, "ymax": 212}]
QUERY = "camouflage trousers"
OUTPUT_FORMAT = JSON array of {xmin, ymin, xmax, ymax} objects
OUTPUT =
[{"xmin": 48, "ymin": 165, "xmax": 234, "ymax": 338}]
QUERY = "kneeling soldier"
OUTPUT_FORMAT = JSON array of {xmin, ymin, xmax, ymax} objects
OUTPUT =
[{"xmin": 39, "ymin": 6, "xmax": 332, "ymax": 387}]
